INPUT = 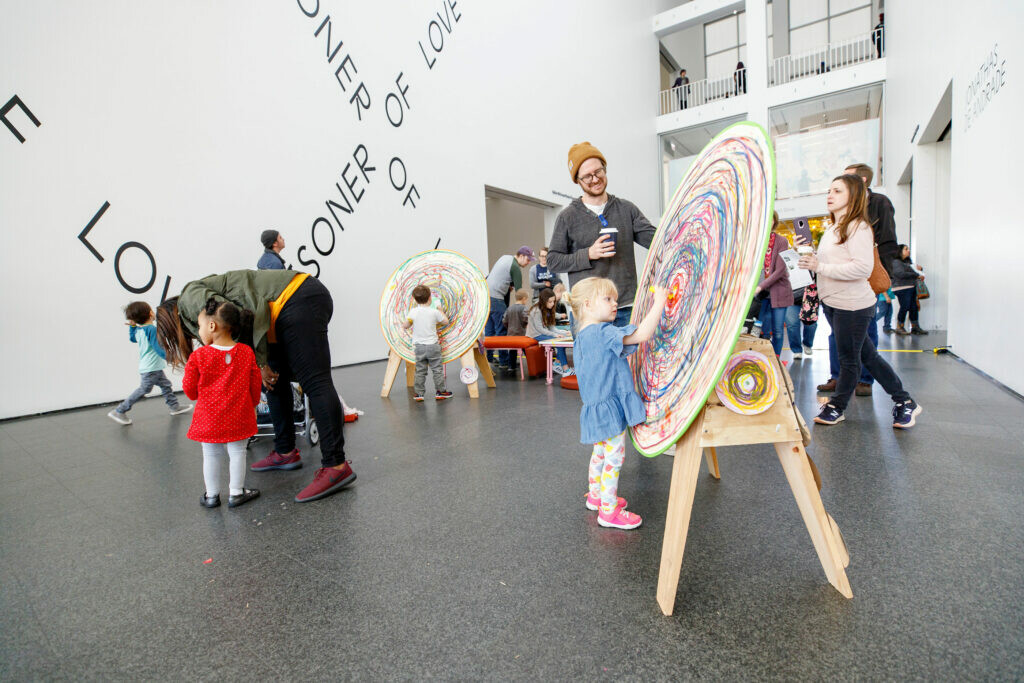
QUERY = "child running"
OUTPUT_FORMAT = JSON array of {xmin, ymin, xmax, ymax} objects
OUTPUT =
[
  {"xmin": 108, "ymin": 301, "xmax": 192, "ymax": 425},
  {"xmin": 183, "ymin": 299, "xmax": 263, "ymax": 508},
  {"xmin": 402, "ymin": 285, "xmax": 453, "ymax": 401},
  {"xmin": 568, "ymin": 278, "xmax": 668, "ymax": 529}
]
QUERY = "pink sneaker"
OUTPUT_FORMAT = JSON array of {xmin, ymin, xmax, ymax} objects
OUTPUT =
[
  {"xmin": 584, "ymin": 493, "xmax": 627, "ymax": 512},
  {"xmin": 598, "ymin": 507, "xmax": 643, "ymax": 530}
]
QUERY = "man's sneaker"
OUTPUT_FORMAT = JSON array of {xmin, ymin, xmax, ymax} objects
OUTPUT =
[
  {"xmin": 200, "ymin": 493, "xmax": 220, "ymax": 508},
  {"xmin": 883, "ymin": 326, "xmax": 894, "ymax": 334},
  {"xmin": 895, "ymin": 324, "xmax": 910, "ymax": 336},
  {"xmin": 814, "ymin": 403, "xmax": 845, "ymax": 425},
  {"xmin": 413, "ymin": 394, "xmax": 425, "ymax": 402},
  {"xmin": 792, "ymin": 352, "xmax": 803, "ymax": 360},
  {"xmin": 893, "ymin": 399, "xmax": 922, "ymax": 429},
  {"xmin": 294, "ymin": 463, "xmax": 356, "ymax": 503},
  {"xmin": 228, "ymin": 488, "xmax": 260, "ymax": 508},
  {"xmin": 817, "ymin": 378, "xmax": 837, "ymax": 392},
  {"xmin": 107, "ymin": 410, "xmax": 132, "ymax": 425},
  {"xmin": 855, "ymin": 382, "xmax": 873, "ymax": 396},
  {"xmin": 250, "ymin": 449, "xmax": 301, "ymax": 471},
  {"xmin": 169, "ymin": 404, "xmax": 193, "ymax": 416},
  {"xmin": 803, "ymin": 345, "xmax": 814, "ymax": 356},
  {"xmin": 598, "ymin": 507, "xmax": 643, "ymax": 530},
  {"xmin": 585, "ymin": 493, "xmax": 627, "ymax": 511},
  {"xmin": 435, "ymin": 391, "xmax": 453, "ymax": 401},
  {"xmin": 911, "ymin": 327, "xmax": 929, "ymax": 336}
]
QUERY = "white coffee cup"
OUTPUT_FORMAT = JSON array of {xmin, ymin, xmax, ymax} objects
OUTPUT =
[{"xmin": 797, "ymin": 245, "xmax": 814, "ymax": 256}]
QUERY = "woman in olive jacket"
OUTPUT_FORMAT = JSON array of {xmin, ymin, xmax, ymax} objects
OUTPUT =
[{"xmin": 157, "ymin": 270, "xmax": 355, "ymax": 503}]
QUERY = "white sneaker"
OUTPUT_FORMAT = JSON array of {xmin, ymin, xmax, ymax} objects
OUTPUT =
[
  {"xmin": 803, "ymin": 346, "xmax": 814, "ymax": 356},
  {"xmin": 169, "ymin": 404, "xmax": 193, "ymax": 416},
  {"xmin": 791, "ymin": 352, "xmax": 803, "ymax": 360},
  {"xmin": 563, "ymin": 367, "xmax": 576, "ymax": 377},
  {"xmin": 553, "ymin": 363, "xmax": 566, "ymax": 376},
  {"xmin": 107, "ymin": 410, "xmax": 132, "ymax": 425}
]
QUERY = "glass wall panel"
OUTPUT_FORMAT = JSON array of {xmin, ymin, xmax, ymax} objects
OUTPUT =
[
  {"xmin": 789, "ymin": 0, "xmax": 827, "ymax": 27},
  {"xmin": 790, "ymin": 21, "xmax": 828, "ymax": 54},
  {"xmin": 829, "ymin": 0, "xmax": 869, "ymax": 15},
  {"xmin": 705, "ymin": 16, "xmax": 737, "ymax": 53},
  {"xmin": 660, "ymin": 115, "xmax": 747, "ymax": 210},
  {"xmin": 829, "ymin": 7, "xmax": 871, "ymax": 42}
]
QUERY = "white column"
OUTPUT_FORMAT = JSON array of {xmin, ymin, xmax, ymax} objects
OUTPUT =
[{"xmin": 744, "ymin": 0, "xmax": 770, "ymax": 128}]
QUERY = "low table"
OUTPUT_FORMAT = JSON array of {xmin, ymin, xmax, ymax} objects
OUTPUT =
[{"xmin": 537, "ymin": 337, "xmax": 574, "ymax": 384}]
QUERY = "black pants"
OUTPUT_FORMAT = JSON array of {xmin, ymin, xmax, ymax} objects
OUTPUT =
[
  {"xmin": 266, "ymin": 277, "xmax": 345, "ymax": 467},
  {"xmin": 823, "ymin": 303, "xmax": 911, "ymax": 411},
  {"xmin": 895, "ymin": 288, "xmax": 919, "ymax": 325}
]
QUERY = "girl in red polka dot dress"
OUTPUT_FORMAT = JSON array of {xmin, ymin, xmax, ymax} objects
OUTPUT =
[{"xmin": 182, "ymin": 299, "xmax": 263, "ymax": 509}]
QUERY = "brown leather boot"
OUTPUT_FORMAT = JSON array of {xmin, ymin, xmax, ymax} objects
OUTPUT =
[
  {"xmin": 855, "ymin": 382, "xmax": 873, "ymax": 396},
  {"xmin": 817, "ymin": 378, "xmax": 837, "ymax": 392}
]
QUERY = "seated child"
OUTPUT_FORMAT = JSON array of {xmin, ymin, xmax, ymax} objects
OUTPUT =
[
  {"xmin": 108, "ymin": 301, "xmax": 192, "ymax": 425},
  {"xmin": 569, "ymin": 277, "xmax": 668, "ymax": 529},
  {"xmin": 183, "ymin": 299, "xmax": 262, "ymax": 509},
  {"xmin": 402, "ymin": 285, "xmax": 453, "ymax": 401},
  {"xmin": 553, "ymin": 282, "xmax": 569, "ymax": 324},
  {"xmin": 528, "ymin": 288, "xmax": 573, "ymax": 376}
]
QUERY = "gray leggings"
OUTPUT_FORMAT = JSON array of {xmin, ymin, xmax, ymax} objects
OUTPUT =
[
  {"xmin": 117, "ymin": 370, "xmax": 179, "ymax": 413},
  {"xmin": 414, "ymin": 343, "xmax": 446, "ymax": 395}
]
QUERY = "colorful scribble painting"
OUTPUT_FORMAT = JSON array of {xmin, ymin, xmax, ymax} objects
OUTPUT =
[
  {"xmin": 629, "ymin": 122, "xmax": 775, "ymax": 456},
  {"xmin": 715, "ymin": 350, "xmax": 779, "ymax": 415},
  {"xmin": 379, "ymin": 250, "xmax": 490, "ymax": 364}
]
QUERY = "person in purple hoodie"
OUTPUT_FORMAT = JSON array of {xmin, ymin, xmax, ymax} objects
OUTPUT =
[{"xmin": 755, "ymin": 212, "xmax": 793, "ymax": 357}]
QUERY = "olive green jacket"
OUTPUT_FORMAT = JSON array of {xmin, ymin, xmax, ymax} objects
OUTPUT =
[{"xmin": 178, "ymin": 270, "xmax": 298, "ymax": 366}]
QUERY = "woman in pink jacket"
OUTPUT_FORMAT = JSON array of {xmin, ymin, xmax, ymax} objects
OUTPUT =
[{"xmin": 797, "ymin": 175, "xmax": 922, "ymax": 429}]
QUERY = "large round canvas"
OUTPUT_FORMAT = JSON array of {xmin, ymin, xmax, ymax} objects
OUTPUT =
[
  {"xmin": 629, "ymin": 122, "xmax": 775, "ymax": 456},
  {"xmin": 715, "ymin": 350, "xmax": 779, "ymax": 415},
  {"xmin": 379, "ymin": 250, "xmax": 490, "ymax": 364}
]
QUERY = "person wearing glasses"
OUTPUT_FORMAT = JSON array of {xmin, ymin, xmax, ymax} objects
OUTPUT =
[{"xmin": 547, "ymin": 142, "xmax": 657, "ymax": 328}]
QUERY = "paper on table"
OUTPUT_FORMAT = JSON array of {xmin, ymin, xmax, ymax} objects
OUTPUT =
[{"xmin": 780, "ymin": 249, "xmax": 813, "ymax": 290}]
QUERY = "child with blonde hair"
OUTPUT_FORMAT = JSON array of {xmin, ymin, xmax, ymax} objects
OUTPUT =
[{"xmin": 569, "ymin": 277, "xmax": 667, "ymax": 529}]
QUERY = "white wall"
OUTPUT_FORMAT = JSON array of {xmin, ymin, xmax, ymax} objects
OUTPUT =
[
  {"xmin": 0, "ymin": 1, "xmax": 661, "ymax": 417},
  {"xmin": 886, "ymin": 0, "xmax": 1023, "ymax": 393},
  {"xmin": 909, "ymin": 140, "xmax": 950, "ymax": 331}
]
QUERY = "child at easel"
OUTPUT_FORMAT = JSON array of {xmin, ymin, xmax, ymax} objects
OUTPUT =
[{"xmin": 568, "ymin": 278, "xmax": 668, "ymax": 529}]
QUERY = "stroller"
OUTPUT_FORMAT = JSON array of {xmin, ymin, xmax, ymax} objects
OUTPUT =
[{"xmin": 247, "ymin": 382, "xmax": 318, "ymax": 448}]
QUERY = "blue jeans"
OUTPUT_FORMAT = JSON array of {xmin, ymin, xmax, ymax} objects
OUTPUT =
[
  {"xmin": 534, "ymin": 334, "xmax": 568, "ymax": 366},
  {"xmin": 783, "ymin": 304, "xmax": 803, "ymax": 353},
  {"xmin": 829, "ymin": 312, "xmax": 877, "ymax": 384},
  {"xmin": 758, "ymin": 300, "xmax": 787, "ymax": 356},
  {"xmin": 877, "ymin": 299, "xmax": 893, "ymax": 328},
  {"xmin": 822, "ymin": 304, "xmax": 910, "ymax": 411},
  {"xmin": 117, "ymin": 370, "xmax": 179, "ymax": 413},
  {"xmin": 485, "ymin": 297, "xmax": 509, "ymax": 366}
]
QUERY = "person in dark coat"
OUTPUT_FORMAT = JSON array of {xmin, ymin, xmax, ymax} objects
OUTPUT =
[
  {"xmin": 734, "ymin": 62, "xmax": 747, "ymax": 95},
  {"xmin": 873, "ymin": 13, "xmax": 885, "ymax": 58},
  {"xmin": 257, "ymin": 229, "xmax": 288, "ymax": 270},
  {"xmin": 672, "ymin": 69, "xmax": 690, "ymax": 110}
]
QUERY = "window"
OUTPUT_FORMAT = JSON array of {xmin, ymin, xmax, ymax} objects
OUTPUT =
[
  {"xmin": 788, "ymin": 0, "xmax": 871, "ymax": 54},
  {"xmin": 704, "ymin": 12, "xmax": 745, "ymax": 80}
]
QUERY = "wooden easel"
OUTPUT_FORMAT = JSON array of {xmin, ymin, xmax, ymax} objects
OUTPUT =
[
  {"xmin": 656, "ymin": 335, "xmax": 852, "ymax": 615},
  {"xmin": 380, "ymin": 346, "xmax": 495, "ymax": 399}
]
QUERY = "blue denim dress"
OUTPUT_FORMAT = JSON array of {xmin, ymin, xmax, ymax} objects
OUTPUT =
[{"xmin": 573, "ymin": 323, "xmax": 646, "ymax": 444}]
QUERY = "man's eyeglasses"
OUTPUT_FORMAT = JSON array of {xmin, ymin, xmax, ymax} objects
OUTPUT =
[{"xmin": 578, "ymin": 167, "xmax": 606, "ymax": 184}]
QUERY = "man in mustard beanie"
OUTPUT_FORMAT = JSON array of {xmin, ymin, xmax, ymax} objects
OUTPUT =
[{"xmin": 548, "ymin": 142, "xmax": 657, "ymax": 327}]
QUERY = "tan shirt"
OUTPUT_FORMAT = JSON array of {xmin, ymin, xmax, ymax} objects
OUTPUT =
[{"xmin": 815, "ymin": 220, "xmax": 876, "ymax": 311}]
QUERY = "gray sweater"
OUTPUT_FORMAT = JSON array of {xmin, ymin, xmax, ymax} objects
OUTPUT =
[{"xmin": 546, "ymin": 195, "xmax": 657, "ymax": 307}]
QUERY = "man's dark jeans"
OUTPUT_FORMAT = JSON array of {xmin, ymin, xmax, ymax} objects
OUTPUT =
[
  {"xmin": 266, "ymin": 277, "xmax": 346, "ymax": 468},
  {"xmin": 822, "ymin": 303, "xmax": 910, "ymax": 411}
]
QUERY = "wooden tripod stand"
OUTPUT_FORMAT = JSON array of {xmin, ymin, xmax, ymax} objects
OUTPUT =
[
  {"xmin": 656, "ymin": 335, "xmax": 852, "ymax": 615},
  {"xmin": 380, "ymin": 346, "xmax": 496, "ymax": 399}
]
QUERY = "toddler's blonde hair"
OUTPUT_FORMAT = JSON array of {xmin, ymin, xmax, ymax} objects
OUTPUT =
[
  {"xmin": 514, "ymin": 288, "xmax": 530, "ymax": 303},
  {"xmin": 567, "ymin": 277, "xmax": 618, "ymax": 320}
]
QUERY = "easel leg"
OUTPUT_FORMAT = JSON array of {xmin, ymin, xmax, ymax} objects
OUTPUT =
[
  {"xmin": 656, "ymin": 412, "xmax": 706, "ymax": 616},
  {"xmin": 380, "ymin": 349, "xmax": 403, "ymax": 398},
  {"xmin": 460, "ymin": 351, "xmax": 480, "ymax": 398},
  {"xmin": 774, "ymin": 441, "xmax": 853, "ymax": 598},
  {"xmin": 473, "ymin": 349, "xmax": 496, "ymax": 388},
  {"xmin": 405, "ymin": 360, "xmax": 416, "ymax": 387},
  {"xmin": 703, "ymin": 447, "xmax": 721, "ymax": 479}
]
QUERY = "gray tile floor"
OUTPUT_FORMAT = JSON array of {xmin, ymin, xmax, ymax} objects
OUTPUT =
[{"xmin": 2, "ymin": 332, "xmax": 1023, "ymax": 680}]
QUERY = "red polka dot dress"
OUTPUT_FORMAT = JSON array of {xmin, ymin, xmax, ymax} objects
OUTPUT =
[{"xmin": 182, "ymin": 344, "xmax": 263, "ymax": 443}]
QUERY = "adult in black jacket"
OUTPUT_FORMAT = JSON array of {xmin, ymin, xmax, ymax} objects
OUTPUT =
[{"xmin": 845, "ymin": 163, "xmax": 898, "ymax": 276}]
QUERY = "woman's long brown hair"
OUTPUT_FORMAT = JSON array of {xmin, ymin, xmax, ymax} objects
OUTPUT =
[
  {"xmin": 533, "ymin": 288, "xmax": 557, "ymax": 328},
  {"xmin": 156, "ymin": 297, "xmax": 196, "ymax": 369},
  {"xmin": 830, "ymin": 173, "xmax": 870, "ymax": 244}
]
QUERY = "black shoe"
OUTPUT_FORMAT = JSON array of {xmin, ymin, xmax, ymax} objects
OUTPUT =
[
  {"xmin": 883, "ymin": 326, "xmax": 893, "ymax": 334},
  {"xmin": 228, "ymin": 488, "xmax": 260, "ymax": 508},
  {"xmin": 911, "ymin": 327, "xmax": 929, "ymax": 336},
  {"xmin": 814, "ymin": 403, "xmax": 845, "ymax": 425},
  {"xmin": 200, "ymin": 493, "xmax": 221, "ymax": 508}
]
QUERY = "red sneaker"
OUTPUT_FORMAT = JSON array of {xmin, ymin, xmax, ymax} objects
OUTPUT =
[
  {"xmin": 344, "ymin": 413, "xmax": 359, "ymax": 423},
  {"xmin": 250, "ymin": 449, "xmax": 302, "ymax": 472},
  {"xmin": 294, "ymin": 462, "xmax": 356, "ymax": 503}
]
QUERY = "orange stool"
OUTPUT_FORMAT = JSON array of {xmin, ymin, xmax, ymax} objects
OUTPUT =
[{"xmin": 559, "ymin": 374, "xmax": 579, "ymax": 391}]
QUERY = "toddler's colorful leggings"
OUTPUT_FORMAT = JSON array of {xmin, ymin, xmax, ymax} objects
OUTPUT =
[{"xmin": 588, "ymin": 431, "xmax": 626, "ymax": 514}]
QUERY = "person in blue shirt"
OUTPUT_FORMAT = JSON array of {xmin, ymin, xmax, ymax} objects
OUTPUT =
[
  {"xmin": 568, "ymin": 277, "xmax": 668, "ymax": 530},
  {"xmin": 108, "ymin": 301, "xmax": 192, "ymax": 425},
  {"xmin": 257, "ymin": 229, "xmax": 289, "ymax": 270}
]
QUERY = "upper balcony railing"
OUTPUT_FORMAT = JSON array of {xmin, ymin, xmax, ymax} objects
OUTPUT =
[
  {"xmin": 768, "ymin": 29, "xmax": 884, "ymax": 86},
  {"xmin": 659, "ymin": 69, "xmax": 747, "ymax": 116}
]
